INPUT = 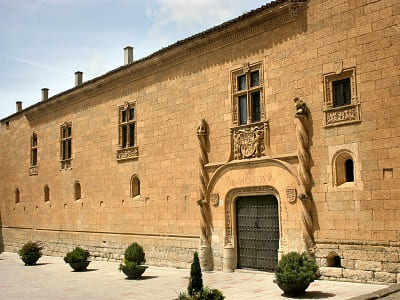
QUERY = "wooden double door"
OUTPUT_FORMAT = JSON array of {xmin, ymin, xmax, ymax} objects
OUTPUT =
[{"xmin": 236, "ymin": 195, "xmax": 279, "ymax": 271}]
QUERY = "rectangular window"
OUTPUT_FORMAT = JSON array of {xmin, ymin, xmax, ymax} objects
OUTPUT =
[
  {"xmin": 250, "ymin": 71, "xmax": 259, "ymax": 87},
  {"xmin": 119, "ymin": 103, "xmax": 136, "ymax": 149},
  {"xmin": 238, "ymin": 75, "xmax": 247, "ymax": 91},
  {"xmin": 323, "ymin": 67, "xmax": 360, "ymax": 127},
  {"xmin": 232, "ymin": 63, "xmax": 264, "ymax": 126},
  {"xmin": 31, "ymin": 133, "xmax": 38, "ymax": 166},
  {"xmin": 60, "ymin": 122, "xmax": 72, "ymax": 169},
  {"xmin": 239, "ymin": 95, "xmax": 248, "ymax": 125},
  {"xmin": 251, "ymin": 91, "xmax": 261, "ymax": 122},
  {"xmin": 333, "ymin": 78, "xmax": 351, "ymax": 107}
]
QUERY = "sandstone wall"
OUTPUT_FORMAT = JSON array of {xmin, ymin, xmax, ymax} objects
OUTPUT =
[{"xmin": 0, "ymin": 0, "xmax": 399, "ymax": 281}]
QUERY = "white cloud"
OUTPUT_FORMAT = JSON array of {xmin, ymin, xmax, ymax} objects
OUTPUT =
[
  {"xmin": 146, "ymin": 0, "xmax": 265, "ymax": 42},
  {"xmin": 10, "ymin": 57, "xmax": 70, "ymax": 75}
]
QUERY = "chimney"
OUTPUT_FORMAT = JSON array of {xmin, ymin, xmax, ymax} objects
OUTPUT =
[
  {"xmin": 124, "ymin": 46, "xmax": 134, "ymax": 65},
  {"xmin": 16, "ymin": 101, "xmax": 22, "ymax": 112},
  {"xmin": 41, "ymin": 88, "xmax": 49, "ymax": 101},
  {"xmin": 75, "ymin": 71, "xmax": 83, "ymax": 87}
]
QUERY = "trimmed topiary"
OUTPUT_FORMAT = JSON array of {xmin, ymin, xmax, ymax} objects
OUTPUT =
[
  {"xmin": 64, "ymin": 247, "xmax": 91, "ymax": 271},
  {"xmin": 275, "ymin": 251, "xmax": 318, "ymax": 296},
  {"xmin": 18, "ymin": 241, "xmax": 42, "ymax": 265},
  {"xmin": 124, "ymin": 242, "xmax": 146, "ymax": 265},
  {"xmin": 64, "ymin": 247, "xmax": 90, "ymax": 263},
  {"xmin": 188, "ymin": 252, "xmax": 203, "ymax": 296},
  {"xmin": 119, "ymin": 242, "xmax": 147, "ymax": 279}
]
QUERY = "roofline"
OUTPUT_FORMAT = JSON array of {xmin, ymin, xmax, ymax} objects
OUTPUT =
[{"xmin": 1, "ymin": 0, "xmax": 305, "ymax": 123}]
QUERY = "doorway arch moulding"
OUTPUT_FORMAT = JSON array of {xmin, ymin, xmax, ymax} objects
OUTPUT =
[{"xmin": 206, "ymin": 158, "xmax": 302, "ymax": 272}]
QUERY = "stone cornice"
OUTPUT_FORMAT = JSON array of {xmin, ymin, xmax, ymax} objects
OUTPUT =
[{"xmin": 17, "ymin": 0, "xmax": 307, "ymax": 122}]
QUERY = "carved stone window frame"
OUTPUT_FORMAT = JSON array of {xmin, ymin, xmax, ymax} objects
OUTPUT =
[
  {"xmin": 130, "ymin": 174, "xmax": 141, "ymax": 199},
  {"xmin": 323, "ymin": 67, "xmax": 361, "ymax": 127},
  {"xmin": 327, "ymin": 143, "xmax": 363, "ymax": 192},
  {"xmin": 231, "ymin": 62, "xmax": 265, "ymax": 126},
  {"xmin": 60, "ymin": 122, "xmax": 72, "ymax": 169},
  {"xmin": 29, "ymin": 132, "xmax": 38, "ymax": 176},
  {"xmin": 117, "ymin": 101, "xmax": 138, "ymax": 161},
  {"xmin": 44, "ymin": 184, "xmax": 50, "ymax": 203}
]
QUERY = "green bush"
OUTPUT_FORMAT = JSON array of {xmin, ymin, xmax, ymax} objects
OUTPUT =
[
  {"xmin": 275, "ymin": 252, "xmax": 318, "ymax": 285},
  {"xmin": 124, "ymin": 242, "xmax": 146, "ymax": 264},
  {"xmin": 178, "ymin": 287, "xmax": 225, "ymax": 300},
  {"xmin": 18, "ymin": 241, "xmax": 42, "ymax": 265},
  {"xmin": 119, "ymin": 242, "xmax": 147, "ymax": 279},
  {"xmin": 275, "ymin": 252, "xmax": 318, "ymax": 296},
  {"xmin": 64, "ymin": 247, "xmax": 90, "ymax": 263},
  {"xmin": 188, "ymin": 252, "xmax": 203, "ymax": 296}
]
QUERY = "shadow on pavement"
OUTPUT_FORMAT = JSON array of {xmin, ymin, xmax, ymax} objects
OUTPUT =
[
  {"xmin": 26, "ymin": 263, "xmax": 52, "ymax": 266},
  {"xmin": 282, "ymin": 291, "xmax": 336, "ymax": 299},
  {"xmin": 77, "ymin": 268, "xmax": 99, "ymax": 272},
  {"xmin": 125, "ymin": 275, "xmax": 159, "ymax": 281}
]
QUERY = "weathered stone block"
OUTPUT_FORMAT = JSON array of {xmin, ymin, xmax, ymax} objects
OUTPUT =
[
  {"xmin": 319, "ymin": 267, "xmax": 343, "ymax": 278},
  {"xmin": 343, "ymin": 269, "xmax": 373, "ymax": 281},
  {"xmin": 355, "ymin": 260, "xmax": 382, "ymax": 271},
  {"xmin": 374, "ymin": 271, "xmax": 397, "ymax": 283}
]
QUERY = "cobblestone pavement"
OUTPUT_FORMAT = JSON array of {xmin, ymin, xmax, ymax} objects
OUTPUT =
[{"xmin": 0, "ymin": 252, "xmax": 392, "ymax": 300}]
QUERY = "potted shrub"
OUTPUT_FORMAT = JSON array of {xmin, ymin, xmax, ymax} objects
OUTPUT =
[
  {"xmin": 188, "ymin": 252, "xmax": 203, "ymax": 296},
  {"xmin": 275, "ymin": 251, "xmax": 318, "ymax": 296},
  {"xmin": 119, "ymin": 242, "xmax": 147, "ymax": 279},
  {"xmin": 64, "ymin": 246, "xmax": 91, "ymax": 271},
  {"xmin": 18, "ymin": 241, "xmax": 42, "ymax": 265}
]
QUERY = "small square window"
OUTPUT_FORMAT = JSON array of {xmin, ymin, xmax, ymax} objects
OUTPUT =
[{"xmin": 333, "ymin": 78, "xmax": 351, "ymax": 107}]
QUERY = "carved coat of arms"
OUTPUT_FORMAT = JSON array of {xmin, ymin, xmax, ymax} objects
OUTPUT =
[{"xmin": 232, "ymin": 124, "xmax": 265, "ymax": 159}]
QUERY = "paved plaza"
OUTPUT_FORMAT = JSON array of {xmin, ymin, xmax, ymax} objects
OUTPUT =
[{"xmin": 0, "ymin": 252, "xmax": 394, "ymax": 300}]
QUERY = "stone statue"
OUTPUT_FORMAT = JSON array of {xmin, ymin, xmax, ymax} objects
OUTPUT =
[{"xmin": 294, "ymin": 97, "xmax": 307, "ymax": 116}]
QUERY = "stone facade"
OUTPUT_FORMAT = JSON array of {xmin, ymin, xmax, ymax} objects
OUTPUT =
[{"xmin": 1, "ymin": 0, "xmax": 400, "ymax": 283}]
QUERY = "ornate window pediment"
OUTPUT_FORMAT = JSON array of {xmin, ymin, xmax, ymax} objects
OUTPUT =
[
  {"xmin": 323, "ymin": 67, "xmax": 361, "ymax": 127},
  {"xmin": 117, "ymin": 102, "xmax": 138, "ymax": 161},
  {"xmin": 231, "ymin": 62, "xmax": 265, "ymax": 126},
  {"xmin": 230, "ymin": 62, "xmax": 269, "ymax": 161},
  {"xmin": 60, "ymin": 122, "xmax": 72, "ymax": 169}
]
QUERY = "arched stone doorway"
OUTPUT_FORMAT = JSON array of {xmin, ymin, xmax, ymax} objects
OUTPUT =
[
  {"xmin": 206, "ymin": 158, "xmax": 303, "ymax": 272},
  {"xmin": 236, "ymin": 194, "xmax": 279, "ymax": 271}
]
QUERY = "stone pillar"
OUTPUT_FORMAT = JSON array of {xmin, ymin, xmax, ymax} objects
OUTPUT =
[
  {"xmin": 223, "ymin": 246, "xmax": 235, "ymax": 272},
  {"xmin": 294, "ymin": 97, "xmax": 315, "ymax": 254},
  {"xmin": 196, "ymin": 119, "xmax": 213, "ymax": 271}
]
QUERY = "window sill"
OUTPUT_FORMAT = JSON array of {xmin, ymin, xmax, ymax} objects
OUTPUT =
[
  {"xmin": 60, "ymin": 159, "xmax": 72, "ymax": 170},
  {"xmin": 116, "ymin": 146, "xmax": 139, "ymax": 161},
  {"xmin": 29, "ymin": 166, "xmax": 38, "ymax": 176},
  {"xmin": 323, "ymin": 103, "xmax": 361, "ymax": 127}
]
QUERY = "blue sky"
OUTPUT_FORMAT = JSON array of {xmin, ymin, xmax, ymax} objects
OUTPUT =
[{"xmin": 0, "ymin": 0, "xmax": 269, "ymax": 120}]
